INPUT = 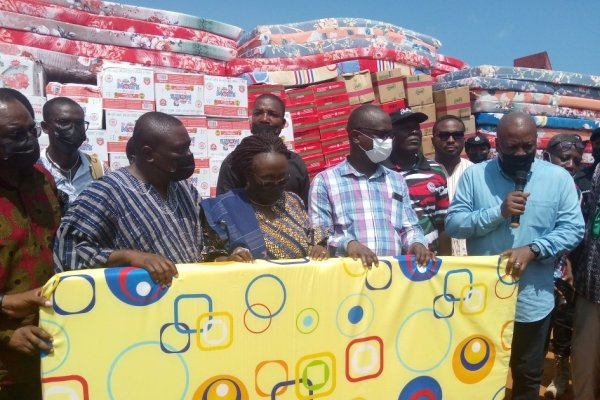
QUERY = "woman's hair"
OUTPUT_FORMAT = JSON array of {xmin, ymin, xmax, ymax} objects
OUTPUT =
[{"xmin": 229, "ymin": 131, "xmax": 291, "ymax": 187}]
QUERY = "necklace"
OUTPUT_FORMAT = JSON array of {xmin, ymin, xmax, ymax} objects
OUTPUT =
[{"xmin": 46, "ymin": 151, "xmax": 80, "ymax": 182}]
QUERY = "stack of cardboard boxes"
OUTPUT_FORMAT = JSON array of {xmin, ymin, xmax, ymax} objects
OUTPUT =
[{"xmin": 432, "ymin": 85, "xmax": 475, "ymax": 156}]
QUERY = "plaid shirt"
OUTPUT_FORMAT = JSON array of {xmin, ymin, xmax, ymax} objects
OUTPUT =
[{"xmin": 309, "ymin": 160, "xmax": 427, "ymax": 257}]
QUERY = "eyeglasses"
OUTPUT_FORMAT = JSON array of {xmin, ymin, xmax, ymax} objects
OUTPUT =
[
  {"xmin": 435, "ymin": 131, "xmax": 465, "ymax": 141},
  {"xmin": 549, "ymin": 140, "xmax": 586, "ymax": 151},
  {"xmin": 50, "ymin": 118, "xmax": 90, "ymax": 132},
  {"xmin": 252, "ymin": 173, "xmax": 290, "ymax": 189}
]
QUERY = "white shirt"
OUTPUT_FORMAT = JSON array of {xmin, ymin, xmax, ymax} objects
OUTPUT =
[{"xmin": 446, "ymin": 157, "xmax": 473, "ymax": 256}]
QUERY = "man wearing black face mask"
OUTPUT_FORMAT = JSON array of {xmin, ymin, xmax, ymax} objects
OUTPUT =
[
  {"xmin": 446, "ymin": 112, "xmax": 585, "ymax": 400},
  {"xmin": 216, "ymin": 94, "xmax": 310, "ymax": 206},
  {"xmin": 0, "ymin": 88, "xmax": 59, "ymax": 400},
  {"xmin": 55, "ymin": 112, "xmax": 211, "ymax": 287},
  {"xmin": 40, "ymin": 97, "xmax": 104, "ymax": 207}
]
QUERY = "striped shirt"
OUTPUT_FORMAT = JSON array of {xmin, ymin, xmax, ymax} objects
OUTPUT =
[
  {"xmin": 54, "ymin": 168, "xmax": 203, "ymax": 272},
  {"xmin": 445, "ymin": 157, "xmax": 473, "ymax": 256},
  {"xmin": 309, "ymin": 160, "xmax": 427, "ymax": 257},
  {"xmin": 388, "ymin": 155, "xmax": 449, "ymax": 252}
]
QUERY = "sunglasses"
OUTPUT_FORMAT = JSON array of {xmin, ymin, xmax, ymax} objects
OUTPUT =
[
  {"xmin": 549, "ymin": 140, "xmax": 586, "ymax": 151},
  {"xmin": 435, "ymin": 131, "xmax": 465, "ymax": 141}
]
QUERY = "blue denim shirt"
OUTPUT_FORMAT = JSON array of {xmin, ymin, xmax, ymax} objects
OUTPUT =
[{"xmin": 446, "ymin": 158, "xmax": 584, "ymax": 322}]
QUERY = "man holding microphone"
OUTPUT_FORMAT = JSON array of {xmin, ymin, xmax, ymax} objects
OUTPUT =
[{"xmin": 445, "ymin": 112, "xmax": 584, "ymax": 400}]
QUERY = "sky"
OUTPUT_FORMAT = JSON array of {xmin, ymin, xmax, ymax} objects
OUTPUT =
[{"xmin": 121, "ymin": 0, "xmax": 600, "ymax": 76}]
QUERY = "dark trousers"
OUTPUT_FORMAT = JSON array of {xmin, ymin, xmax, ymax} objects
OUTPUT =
[
  {"xmin": 0, "ymin": 380, "xmax": 41, "ymax": 400},
  {"xmin": 550, "ymin": 300, "xmax": 575, "ymax": 357},
  {"xmin": 510, "ymin": 312, "xmax": 553, "ymax": 400}
]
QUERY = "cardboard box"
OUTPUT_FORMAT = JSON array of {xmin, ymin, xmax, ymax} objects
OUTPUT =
[
  {"xmin": 295, "ymin": 140, "xmax": 322, "ymax": 156},
  {"xmin": 46, "ymin": 82, "xmax": 103, "ymax": 129},
  {"xmin": 371, "ymin": 69, "xmax": 407, "ymax": 103},
  {"xmin": 324, "ymin": 153, "xmax": 347, "ymax": 168},
  {"xmin": 189, "ymin": 158, "xmax": 210, "ymax": 198},
  {"xmin": 80, "ymin": 130, "xmax": 108, "ymax": 170},
  {"xmin": 38, "ymin": 134, "xmax": 49, "ymax": 153},
  {"xmin": 206, "ymin": 118, "xmax": 250, "ymax": 158},
  {"xmin": 315, "ymin": 95, "xmax": 350, "ymax": 110},
  {"xmin": 155, "ymin": 73, "xmax": 204, "ymax": 116},
  {"xmin": 293, "ymin": 114, "xmax": 320, "ymax": 134},
  {"xmin": 103, "ymin": 99, "xmax": 155, "ymax": 112},
  {"xmin": 421, "ymin": 135, "xmax": 434, "ymax": 155},
  {"xmin": 433, "ymin": 86, "xmax": 471, "ymax": 118},
  {"xmin": 108, "ymin": 152, "xmax": 129, "ymax": 170},
  {"xmin": 319, "ymin": 105, "xmax": 351, "ymax": 121},
  {"xmin": 105, "ymin": 109, "xmax": 145, "ymax": 141},
  {"xmin": 312, "ymin": 81, "xmax": 347, "ymax": 98},
  {"xmin": 0, "ymin": 54, "xmax": 45, "ymax": 96},
  {"xmin": 294, "ymin": 128, "xmax": 321, "ymax": 144},
  {"xmin": 378, "ymin": 99, "xmax": 406, "ymax": 115},
  {"xmin": 321, "ymin": 139, "xmax": 350, "ymax": 155},
  {"xmin": 178, "ymin": 117, "xmax": 208, "ymax": 158},
  {"xmin": 285, "ymin": 87, "xmax": 315, "ymax": 107},
  {"xmin": 403, "ymin": 75, "xmax": 433, "ymax": 107},
  {"xmin": 412, "ymin": 103, "xmax": 436, "ymax": 136},
  {"xmin": 29, "ymin": 96, "xmax": 45, "ymax": 123},
  {"xmin": 336, "ymin": 71, "xmax": 375, "ymax": 105},
  {"xmin": 280, "ymin": 112, "xmax": 295, "ymax": 151},
  {"xmin": 100, "ymin": 64, "xmax": 155, "ymax": 102},
  {"xmin": 287, "ymin": 103, "xmax": 317, "ymax": 119},
  {"xmin": 203, "ymin": 75, "xmax": 248, "ymax": 118},
  {"xmin": 209, "ymin": 157, "xmax": 225, "ymax": 197},
  {"xmin": 320, "ymin": 120, "xmax": 347, "ymax": 141},
  {"xmin": 462, "ymin": 115, "xmax": 476, "ymax": 135}
]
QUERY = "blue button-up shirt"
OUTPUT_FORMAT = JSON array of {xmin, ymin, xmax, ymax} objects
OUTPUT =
[{"xmin": 446, "ymin": 158, "xmax": 584, "ymax": 322}]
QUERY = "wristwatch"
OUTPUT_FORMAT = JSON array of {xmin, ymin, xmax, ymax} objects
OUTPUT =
[{"xmin": 528, "ymin": 243, "xmax": 541, "ymax": 259}]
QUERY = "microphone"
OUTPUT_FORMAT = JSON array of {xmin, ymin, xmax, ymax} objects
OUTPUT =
[{"xmin": 510, "ymin": 170, "xmax": 528, "ymax": 228}]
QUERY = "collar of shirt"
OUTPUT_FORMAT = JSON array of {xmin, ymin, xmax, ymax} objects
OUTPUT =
[
  {"xmin": 339, "ymin": 160, "xmax": 388, "ymax": 180},
  {"xmin": 390, "ymin": 153, "xmax": 432, "ymax": 172}
]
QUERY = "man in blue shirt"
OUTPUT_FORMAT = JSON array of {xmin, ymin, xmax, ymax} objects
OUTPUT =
[{"xmin": 446, "ymin": 112, "xmax": 584, "ymax": 400}]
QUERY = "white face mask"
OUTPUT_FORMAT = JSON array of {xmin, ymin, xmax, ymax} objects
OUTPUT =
[{"xmin": 358, "ymin": 132, "xmax": 393, "ymax": 163}]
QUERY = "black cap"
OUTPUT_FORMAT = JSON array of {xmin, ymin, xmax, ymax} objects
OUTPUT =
[
  {"xmin": 591, "ymin": 127, "xmax": 600, "ymax": 142},
  {"xmin": 390, "ymin": 107, "xmax": 428, "ymax": 125},
  {"xmin": 465, "ymin": 134, "xmax": 490, "ymax": 148}
]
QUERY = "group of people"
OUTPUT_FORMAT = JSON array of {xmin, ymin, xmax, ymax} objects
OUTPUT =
[{"xmin": 0, "ymin": 86, "xmax": 599, "ymax": 399}]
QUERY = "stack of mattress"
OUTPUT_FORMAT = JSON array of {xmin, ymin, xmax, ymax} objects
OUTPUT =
[
  {"xmin": 0, "ymin": 0, "xmax": 242, "ymax": 81},
  {"xmin": 233, "ymin": 18, "xmax": 468, "ymax": 175},
  {"xmin": 434, "ymin": 65, "xmax": 600, "ymax": 160},
  {"xmin": 232, "ymin": 18, "xmax": 443, "ymax": 85}
]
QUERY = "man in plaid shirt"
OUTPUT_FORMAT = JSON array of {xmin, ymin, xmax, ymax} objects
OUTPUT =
[{"xmin": 309, "ymin": 105, "xmax": 431, "ymax": 268}]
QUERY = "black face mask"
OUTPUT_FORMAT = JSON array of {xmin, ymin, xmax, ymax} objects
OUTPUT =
[
  {"xmin": 498, "ymin": 151, "xmax": 536, "ymax": 177},
  {"xmin": 251, "ymin": 123, "xmax": 281, "ymax": 136},
  {"xmin": 53, "ymin": 125, "xmax": 87, "ymax": 152},
  {"xmin": 247, "ymin": 184, "xmax": 285, "ymax": 206},
  {"xmin": 168, "ymin": 153, "xmax": 195, "ymax": 182},
  {"xmin": 0, "ymin": 136, "xmax": 40, "ymax": 169}
]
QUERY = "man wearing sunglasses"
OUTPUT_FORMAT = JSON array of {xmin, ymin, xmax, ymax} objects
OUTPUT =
[
  {"xmin": 40, "ymin": 97, "xmax": 104, "ymax": 208},
  {"xmin": 383, "ymin": 108, "xmax": 451, "ymax": 256},
  {"xmin": 432, "ymin": 115, "xmax": 472, "ymax": 256}
]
